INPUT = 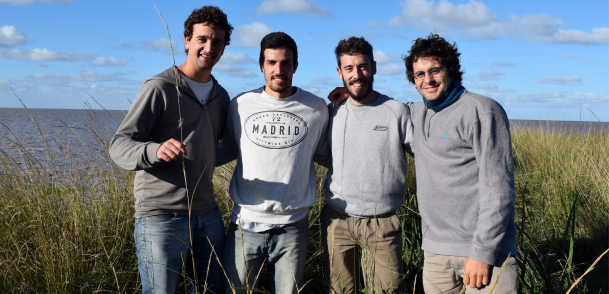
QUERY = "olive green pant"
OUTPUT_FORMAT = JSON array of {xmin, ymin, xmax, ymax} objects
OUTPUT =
[
  {"xmin": 423, "ymin": 252, "xmax": 518, "ymax": 294},
  {"xmin": 321, "ymin": 204, "xmax": 407, "ymax": 294}
]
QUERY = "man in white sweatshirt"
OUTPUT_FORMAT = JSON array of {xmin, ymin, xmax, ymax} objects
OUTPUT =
[{"xmin": 216, "ymin": 32, "xmax": 330, "ymax": 294}]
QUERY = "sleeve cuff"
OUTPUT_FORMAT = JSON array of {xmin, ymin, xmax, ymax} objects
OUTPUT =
[
  {"xmin": 145, "ymin": 142, "xmax": 162, "ymax": 166},
  {"xmin": 469, "ymin": 244, "xmax": 499, "ymax": 266}
]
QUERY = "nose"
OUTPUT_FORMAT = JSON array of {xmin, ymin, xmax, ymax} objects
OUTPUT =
[
  {"xmin": 423, "ymin": 72, "xmax": 435, "ymax": 84},
  {"xmin": 353, "ymin": 67, "xmax": 363, "ymax": 80}
]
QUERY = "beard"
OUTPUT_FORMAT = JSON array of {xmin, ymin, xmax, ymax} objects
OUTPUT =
[
  {"xmin": 267, "ymin": 74, "xmax": 291, "ymax": 94},
  {"xmin": 343, "ymin": 74, "xmax": 374, "ymax": 102}
]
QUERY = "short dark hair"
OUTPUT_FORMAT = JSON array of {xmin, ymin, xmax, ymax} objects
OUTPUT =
[
  {"xmin": 334, "ymin": 36, "xmax": 374, "ymax": 67},
  {"xmin": 183, "ymin": 6, "xmax": 233, "ymax": 54},
  {"xmin": 259, "ymin": 32, "xmax": 298, "ymax": 65},
  {"xmin": 402, "ymin": 33, "xmax": 464, "ymax": 84}
]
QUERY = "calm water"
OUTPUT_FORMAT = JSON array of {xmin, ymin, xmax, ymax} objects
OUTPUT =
[
  {"xmin": 0, "ymin": 108, "xmax": 125, "ymax": 170},
  {"xmin": 1, "ymin": 108, "xmax": 607, "ymax": 168}
]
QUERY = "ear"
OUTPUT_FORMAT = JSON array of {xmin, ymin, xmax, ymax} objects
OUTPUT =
[
  {"xmin": 337, "ymin": 66, "xmax": 343, "ymax": 80},
  {"xmin": 372, "ymin": 61, "xmax": 377, "ymax": 75},
  {"xmin": 260, "ymin": 63, "xmax": 264, "ymax": 73},
  {"xmin": 184, "ymin": 35, "xmax": 190, "ymax": 51},
  {"xmin": 292, "ymin": 61, "xmax": 298, "ymax": 74}
]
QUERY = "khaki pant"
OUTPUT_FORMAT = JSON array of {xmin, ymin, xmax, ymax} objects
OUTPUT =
[
  {"xmin": 422, "ymin": 252, "xmax": 518, "ymax": 294},
  {"xmin": 321, "ymin": 204, "xmax": 407, "ymax": 294}
]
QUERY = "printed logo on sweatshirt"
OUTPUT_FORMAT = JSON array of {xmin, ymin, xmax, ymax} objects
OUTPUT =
[
  {"xmin": 373, "ymin": 125, "xmax": 388, "ymax": 131},
  {"xmin": 244, "ymin": 111, "xmax": 308, "ymax": 149},
  {"xmin": 441, "ymin": 136, "xmax": 449, "ymax": 140}
]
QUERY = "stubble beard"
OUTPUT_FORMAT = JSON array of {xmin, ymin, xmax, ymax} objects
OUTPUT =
[
  {"xmin": 267, "ymin": 75, "xmax": 290, "ymax": 94},
  {"xmin": 343, "ymin": 75, "xmax": 374, "ymax": 102}
]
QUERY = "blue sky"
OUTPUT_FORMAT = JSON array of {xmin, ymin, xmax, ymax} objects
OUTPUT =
[{"xmin": 0, "ymin": 0, "xmax": 607, "ymax": 121}]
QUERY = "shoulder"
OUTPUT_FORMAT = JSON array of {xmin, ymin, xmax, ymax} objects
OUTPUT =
[
  {"xmin": 458, "ymin": 90, "xmax": 508, "ymax": 119},
  {"xmin": 297, "ymin": 88, "xmax": 329, "ymax": 114},
  {"xmin": 377, "ymin": 95, "xmax": 411, "ymax": 119}
]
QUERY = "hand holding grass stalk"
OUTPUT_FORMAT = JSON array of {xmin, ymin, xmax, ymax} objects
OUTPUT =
[{"xmin": 156, "ymin": 138, "xmax": 188, "ymax": 162}]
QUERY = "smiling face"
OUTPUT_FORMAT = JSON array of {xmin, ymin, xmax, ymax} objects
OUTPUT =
[
  {"xmin": 412, "ymin": 57, "xmax": 453, "ymax": 102},
  {"xmin": 260, "ymin": 47, "xmax": 298, "ymax": 98},
  {"xmin": 337, "ymin": 53, "xmax": 376, "ymax": 104},
  {"xmin": 184, "ymin": 23, "xmax": 225, "ymax": 75}
]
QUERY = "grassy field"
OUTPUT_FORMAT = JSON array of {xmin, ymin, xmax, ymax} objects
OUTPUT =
[{"xmin": 0, "ymin": 109, "xmax": 607, "ymax": 293}]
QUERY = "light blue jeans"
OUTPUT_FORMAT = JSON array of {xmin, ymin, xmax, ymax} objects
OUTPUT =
[
  {"xmin": 222, "ymin": 216, "xmax": 310, "ymax": 294},
  {"xmin": 134, "ymin": 208, "xmax": 225, "ymax": 294}
]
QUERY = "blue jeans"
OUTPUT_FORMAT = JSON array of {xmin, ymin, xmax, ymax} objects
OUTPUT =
[
  {"xmin": 222, "ymin": 216, "xmax": 310, "ymax": 294},
  {"xmin": 134, "ymin": 208, "xmax": 225, "ymax": 294}
]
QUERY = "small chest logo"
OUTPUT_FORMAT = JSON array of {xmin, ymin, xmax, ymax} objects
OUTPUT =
[
  {"xmin": 244, "ymin": 111, "xmax": 308, "ymax": 149},
  {"xmin": 373, "ymin": 125, "xmax": 388, "ymax": 131},
  {"xmin": 441, "ymin": 136, "xmax": 449, "ymax": 140}
]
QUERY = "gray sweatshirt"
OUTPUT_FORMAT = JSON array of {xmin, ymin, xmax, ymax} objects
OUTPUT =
[
  {"xmin": 216, "ymin": 87, "xmax": 330, "ymax": 225},
  {"xmin": 324, "ymin": 95, "xmax": 413, "ymax": 217},
  {"xmin": 109, "ymin": 66, "xmax": 230, "ymax": 218},
  {"xmin": 408, "ymin": 90, "xmax": 517, "ymax": 265}
]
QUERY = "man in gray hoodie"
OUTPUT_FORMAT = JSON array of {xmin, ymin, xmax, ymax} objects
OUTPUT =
[
  {"xmin": 403, "ymin": 34, "xmax": 518, "ymax": 293},
  {"xmin": 322, "ymin": 37, "xmax": 413, "ymax": 294},
  {"xmin": 109, "ymin": 6, "xmax": 232, "ymax": 294}
]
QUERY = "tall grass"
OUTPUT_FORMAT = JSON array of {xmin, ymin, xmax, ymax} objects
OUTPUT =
[{"xmin": 0, "ymin": 108, "xmax": 607, "ymax": 293}]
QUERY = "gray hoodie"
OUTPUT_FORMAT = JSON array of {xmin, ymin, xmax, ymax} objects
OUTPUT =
[
  {"xmin": 324, "ymin": 95, "xmax": 413, "ymax": 217},
  {"xmin": 408, "ymin": 90, "xmax": 517, "ymax": 265},
  {"xmin": 109, "ymin": 66, "xmax": 230, "ymax": 218}
]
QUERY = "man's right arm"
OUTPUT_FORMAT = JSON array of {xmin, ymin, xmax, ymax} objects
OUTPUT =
[{"xmin": 109, "ymin": 81, "xmax": 166, "ymax": 171}]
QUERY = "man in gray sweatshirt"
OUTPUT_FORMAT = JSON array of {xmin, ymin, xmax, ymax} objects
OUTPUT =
[
  {"xmin": 322, "ymin": 37, "xmax": 413, "ymax": 294},
  {"xmin": 109, "ymin": 6, "xmax": 232, "ymax": 294},
  {"xmin": 216, "ymin": 32, "xmax": 330, "ymax": 294},
  {"xmin": 403, "ymin": 34, "xmax": 518, "ymax": 293}
]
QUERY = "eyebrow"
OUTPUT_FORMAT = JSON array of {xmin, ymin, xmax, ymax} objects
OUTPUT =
[{"xmin": 195, "ymin": 34, "xmax": 223, "ymax": 43}]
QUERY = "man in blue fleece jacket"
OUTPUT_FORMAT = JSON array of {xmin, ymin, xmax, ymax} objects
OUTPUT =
[{"xmin": 404, "ymin": 33, "xmax": 518, "ymax": 293}]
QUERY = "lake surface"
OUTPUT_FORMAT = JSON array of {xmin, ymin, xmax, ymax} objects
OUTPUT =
[{"xmin": 1, "ymin": 108, "xmax": 607, "ymax": 170}]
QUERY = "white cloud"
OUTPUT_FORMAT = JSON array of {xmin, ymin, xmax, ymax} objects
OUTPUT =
[
  {"xmin": 377, "ymin": 63, "xmax": 404, "ymax": 76},
  {"xmin": 90, "ymin": 56, "xmax": 128, "ymax": 67},
  {"xmin": 232, "ymin": 23, "xmax": 273, "ymax": 48},
  {"xmin": 0, "ymin": 25, "xmax": 26, "ymax": 46},
  {"xmin": 218, "ymin": 51, "xmax": 257, "ymax": 65},
  {"xmin": 116, "ymin": 38, "xmax": 182, "ymax": 55},
  {"xmin": 389, "ymin": 0, "xmax": 495, "ymax": 30},
  {"xmin": 254, "ymin": 0, "xmax": 332, "ymax": 17},
  {"xmin": 537, "ymin": 75, "xmax": 583, "ymax": 86},
  {"xmin": 463, "ymin": 80, "xmax": 516, "ymax": 93},
  {"xmin": 387, "ymin": 0, "xmax": 609, "ymax": 45},
  {"xmin": 374, "ymin": 50, "xmax": 398, "ymax": 64},
  {"xmin": 27, "ymin": 71, "xmax": 133, "ymax": 86},
  {"xmin": 476, "ymin": 69, "xmax": 504, "ymax": 81},
  {"xmin": 492, "ymin": 61, "xmax": 515, "ymax": 67},
  {"xmin": 0, "ymin": 0, "xmax": 72, "ymax": 4},
  {"xmin": 503, "ymin": 91, "xmax": 607, "ymax": 108},
  {"xmin": 0, "ymin": 48, "xmax": 90, "ymax": 61},
  {"xmin": 213, "ymin": 51, "xmax": 258, "ymax": 78}
]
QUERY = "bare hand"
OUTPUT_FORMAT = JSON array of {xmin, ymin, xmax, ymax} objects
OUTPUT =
[
  {"xmin": 156, "ymin": 138, "xmax": 187, "ymax": 162},
  {"xmin": 328, "ymin": 87, "xmax": 349, "ymax": 105},
  {"xmin": 463, "ymin": 257, "xmax": 492, "ymax": 289}
]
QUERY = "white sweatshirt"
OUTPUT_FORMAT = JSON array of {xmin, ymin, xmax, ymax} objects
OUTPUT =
[{"xmin": 216, "ymin": 87, "xmax": 330, "ymax": 225}]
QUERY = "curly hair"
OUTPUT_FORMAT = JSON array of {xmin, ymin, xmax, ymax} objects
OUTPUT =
[
  {"xmin": 259, "ymin": 32, "xmax": 298, "ymax": 65},
  {"xmin": 183, "ymin": 6, "xmax": 233, "ymax": 54},
  {"xmin": 402, "ymin": 33, "xmax": 464, "ymax": 84},
  {"xmin": 334, "ymin": 36, "xmax": 374, "ymax": 67}
]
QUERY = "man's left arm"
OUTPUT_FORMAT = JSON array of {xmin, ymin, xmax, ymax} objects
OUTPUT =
[{"xmin": 465, "ymin": 110, "xmax": 516, "ymax": 288}]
